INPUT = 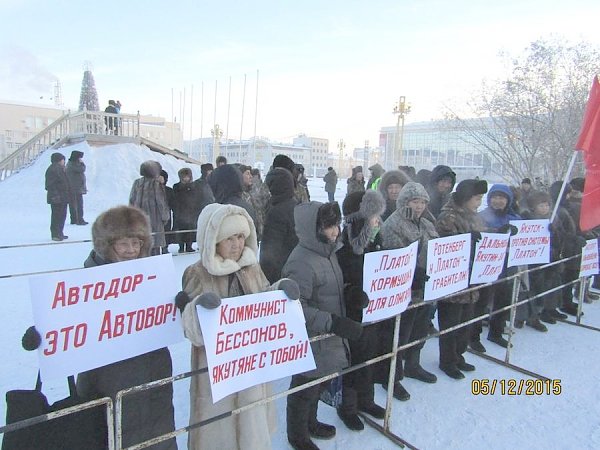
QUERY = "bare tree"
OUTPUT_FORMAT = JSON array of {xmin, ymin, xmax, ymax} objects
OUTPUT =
[{"xmin": 445, "ymin": 37, "xmax": 600, "ymax": 184}]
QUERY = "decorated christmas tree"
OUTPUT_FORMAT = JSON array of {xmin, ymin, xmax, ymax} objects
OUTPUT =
[{"xmin": 78, "ymin": 68, "xmax": 99, "ymax": 111}]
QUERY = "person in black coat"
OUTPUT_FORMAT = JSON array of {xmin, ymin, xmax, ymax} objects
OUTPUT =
[
  {"xmin": 208, "ymin": 164, "xmax": 257, "ymax": 231},
  {"xmin": 173, "ymin": 168, "xmax": 201, "ymax": 253},
  {"xmin": 159, "ymin": 170, "xmax": 175, "ymax": 253},
  {"xmin": 45, "ymin": 152, "xmax": 70, "ymax": 241},
  {"xmin": 336, "ymin": 189, "xmax": 387, "ymax": 431},
  {"xmin": 426, "ymin": 165, "xmax": 456, "ymax": 219},
  {"xmin": 259, "ymin": 168, "xmax": 299, "ymax": 283},
  {"xmin": 66, "ymin": 150, "xmax": 88, "ymax": 225},
  {"xmin": 104, "ymin": 100, "xmax": 119, "ymax": 135}
]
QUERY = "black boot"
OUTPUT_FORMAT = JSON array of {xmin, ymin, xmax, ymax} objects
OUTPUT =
[
  {"xmin": 178, "ymin": 244, "xmax": 185, "ymax": 253},
  {"xmin": 457, "ymin": 361, "xmax": 475, "ymax": 372},
  {"xmin": 526, "ymin": 319, "xmax": 548, "ymax": 332},
  {"xmin": 288, "ymin": 438, "xmax": 320, "ymax": 450},
  {"xmin": 560, "ymin": 302, "xmax": 580, "ymax": 316},
  {"xmin": 548, "ymin": 309, "xmax": 568, "ymax": 320},
  {"xmin": 337, "ymin": 409, "xmax": 364, "ymax": 431},
  {"xmin": 540, "ymin": 310, "xmax": 557, "ymax": 324},
  {"xmin": 308, "ymin": 422, "xmax": 336, "ymax": 439},
  {"xmin": 185, "ymin": 243, "xmax": 195, "ymax": 252},
  {"xmin": 487, "ymin": 333, "xmax": 511, "ymax": 348},
  {"xmin": 404, "ymin": 364, "xmax": 437, "ymax": 383},
  {"xmin": 382, "ymin": 381, "xmax": 410, "ymax": 401},
  {"xmin": 358, "ymin": 402, "xmax": 386, "ymax": 419},
  {"xmin": 439, "ymin": 364, "xmax": 465, "ymax": 380},
  {"xmin": 468, "ymin": 340, "xmax": 486, "ymax": 353}
]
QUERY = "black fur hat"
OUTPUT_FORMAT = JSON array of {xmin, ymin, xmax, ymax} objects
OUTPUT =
[
  {"xmin": 92, "ymin": 206, "xmax": 152, "ymax": 261},
  {"xmin": 453, "ymin": 179, "xmax": 488, "ymax": 205},
  {"xmin": 272, "ymin": 154, "xmax": 295, "ymax": 173},
  {"xmin": 317, "ymin": 202, "xmax": 341, "ymax": 230},
  {"xmin": 69, "ymin": 150, "xmax": 84, "ymax": 161},
  {"xmin": 51, "ymin": 152, "xmax": 65, "ymax": 163}
]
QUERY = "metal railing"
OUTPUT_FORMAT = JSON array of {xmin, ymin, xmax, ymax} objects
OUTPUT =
[
  {"xmin": 0, "ymin": 110, "xmax": 140, "ymax": 181},
  {"xmin": 1, "ymin": 253, "xmax": 597, "ymax": 449}
]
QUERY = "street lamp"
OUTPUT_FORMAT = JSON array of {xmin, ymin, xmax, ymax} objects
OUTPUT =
[
  {"xmin": 393, "ymin": 96, "xmax": 411, "ymax": 168},
  {"xmin": 211, "ymin": 124, "xmax": 223, "ymax": 160},
  {"xmin": 337, "ymin": 139, "xmax": 345, "ymax": 175}
]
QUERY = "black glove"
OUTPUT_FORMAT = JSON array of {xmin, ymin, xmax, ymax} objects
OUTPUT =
[
  {"xmin": 547, "ymin": 223, "xmax": 554, "ymax": 233},
  {"xmin": 412, "ymin": 267, "xmax": 430, "ymax": 289},
  {"xmin": 471, "ymin": 231, "xmax": 482, "ymax": 243},
  {"xmin": 498, "ymin": 224, "xmax": 519, "ymax": 236},
  {"xmin": 576, "ymin": 236, "xmax": 588, "ymax": 248},
  {"xmin": 175, "ymin": 291, "xmax": 191, "ymax": 313},
  {"xmin": 279, "ymin": 279, "xmax": 300, "ymax": 300},
  {"xmin": 196, "ymin": 292, "xmax": 222, "ymax": 309},
  {"xmin": 22, "ymin": 326, "xmax": 41, "ymax": 351},
  {"xmin": 330, "ymin": 315, "xmax": 363, "ymax": 340},
  {"xmin": 346, "ymin": 286, "xmax": 370, "ymax": 308}
]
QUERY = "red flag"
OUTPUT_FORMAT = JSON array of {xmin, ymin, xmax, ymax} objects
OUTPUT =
[{"xmin": 576, "ymin": 76, "xmax": 600, "ymax": 231}]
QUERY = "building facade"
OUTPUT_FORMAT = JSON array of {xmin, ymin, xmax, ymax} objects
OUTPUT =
[{"xmin": 379, "ymin": 120, "xmax": 507, "ymax": 181}]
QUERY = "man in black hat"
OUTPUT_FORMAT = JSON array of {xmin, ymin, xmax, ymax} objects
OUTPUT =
[
  {"xmin": 66, "ymin": 150, "xmax": 88, "ymax": 225},
  {"xmin": 45, "ymin": 152, "xmax": 70, "ymax": 241}
]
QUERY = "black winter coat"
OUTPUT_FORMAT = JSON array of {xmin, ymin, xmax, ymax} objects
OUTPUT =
[
  {"xmin": 260, "ymin": 168, "xmax": 299, "ymax": 283},
  {"xmin": 45, "ymin": 162, "xmax": 70, "ymax": 204},
  {"xmin": 76, "ymin": 250, "xmax": 176, "ymax": 450},
  {"xmin": 209, "ymin": 164, "xmax": 257, "ymax": 226},
  {"xmin": 172, "ymin": 181, "xmax": 201, "ymax": 230}
]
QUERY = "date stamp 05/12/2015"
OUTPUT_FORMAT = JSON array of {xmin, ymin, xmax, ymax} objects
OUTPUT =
[{"xmin": 471, "ymin": 378, "xmax": 562, "ymax": 396}]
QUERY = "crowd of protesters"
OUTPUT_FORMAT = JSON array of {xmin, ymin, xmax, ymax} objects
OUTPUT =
[{"xmin": 38, "ymin": 150, "xmax": 598, "ymax": 450}]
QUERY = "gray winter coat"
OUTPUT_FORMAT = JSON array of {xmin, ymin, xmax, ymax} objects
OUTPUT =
[{"xmin": 282, "ymin": 202, "xmax": 349, "ymax": 377}]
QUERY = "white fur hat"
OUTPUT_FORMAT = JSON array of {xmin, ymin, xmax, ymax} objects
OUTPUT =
[{"xmin": 216, "ymin": 213, "xmax": 250, "ymax": 243}]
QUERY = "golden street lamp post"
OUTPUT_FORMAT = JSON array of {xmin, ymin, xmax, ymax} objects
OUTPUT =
[
  {"xmin": 393, "ymin": 96, "xmax": 411, "ymax": 168},
  {"xmin": 211, "ymin": 124, "xmax": 223, "ymax": 159}
]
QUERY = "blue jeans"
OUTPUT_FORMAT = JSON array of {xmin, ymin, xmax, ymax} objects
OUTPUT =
[{"xmin": 327, "ymin": 191, "xmax": 335, "ymax": 202}]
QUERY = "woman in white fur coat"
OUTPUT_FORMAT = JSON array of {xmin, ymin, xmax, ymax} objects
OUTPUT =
[{"xmin": 177, "ymin": 203, "xmax": 299, "ymax": 450}]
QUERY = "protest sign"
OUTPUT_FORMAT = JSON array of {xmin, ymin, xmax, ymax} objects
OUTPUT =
[
  {"xmin": 361, "ymin": 242, "xmax": 418, "ymax": 323},
  {"xmin": 470, "ymin": 232, "xmax": 510, "ymax": 284},
  {"xmin": 424, "ymin": 234, "xmax": 471, "ymax": 301},
  {"xmin": 29, "ymin": 254, "xmax": 183, "ymax": 380},
  {"xmin": 198, "ymin": 290, "xmax": 315, "ymax": 403},
  {"xmin": 507, "ymin": 220, "xmax": 550, "ymax": 267},
  {"xmin": 580, "ymin": 239, "xmax": 599, "ymax": 277}
]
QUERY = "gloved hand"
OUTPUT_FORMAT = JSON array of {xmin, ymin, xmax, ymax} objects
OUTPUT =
[
  {"xmin": 471, "ymin": 231, "xmax": 482, "ymax": 243},
  {"xmin": 412, "ymin": 267, "xmax": 430, "ymax": 289},
  {"xmin": 498, "ymin": 224, "xmax": 519, "ymax": 236},
  {"xmin": 175, "ymin": 291, "xmax": 191, "ymax": 313},
  {"xmin": 195, "ymin": 292, "xmax": 222, "ymax": 309},
  {"xmin": 346, "ymin": 285, "xmax": 370, "ymax": 308},
  {"xmin": 330, "ymin": 315, "xmax": 363, "ymax": 340},
  {"xmin": 547, "ymin": 223, "xmax": 554, "ymax": 233},
  {"xmin": 22, "ymin": 326, "xmax": 41, "ymax": 351},
  {"xmin": 278, "ymin": 278, "xmax": 300, "ymax": 300}
]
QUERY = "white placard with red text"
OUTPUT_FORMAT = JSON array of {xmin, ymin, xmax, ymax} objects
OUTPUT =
[
  {"xmin": 29, "ymin": 254, "xmax": 183, "ymax": 380},
  {"xmin": 580, "ymin": 239, "xmax": 599, "ymax": 277},
  {"xmin": 507, "ymin": 220, "xmax": 550, "ymax": 267},
  {"xmin": 470, "ymin": 233, "xmax": 510, "ymax": 284},
  {"xmin": 198, "ymin": 290, "xmax": 315, "ymax": 403},
  {"xmin": 361, "ymin": 243, "xmax": 418, "ymax": 323},
  {"xmin": 424, "ymin": 234, "xmax": 471, "ymax": 301}
]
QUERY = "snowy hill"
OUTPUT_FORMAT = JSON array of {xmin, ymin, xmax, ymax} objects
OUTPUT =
[{"xmin": 1, "ymin": 143, "xmax": 600, "ymax": 449}]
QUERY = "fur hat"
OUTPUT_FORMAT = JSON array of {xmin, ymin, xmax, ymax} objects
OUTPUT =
[
  {"xmin": 453, "ymin": 179, "xmax": 488, "ymax": 205},
  {"xmin": 342, "ymin": 189, "xmax": 385, "ymax": 218},
  {"xmin": 200, "ymin": 163, "xmax": 214, "ymax": 176},
  {"xmin": 69, "ymin": 150, "xmax": 84, "ymax": 161},
  {"xmin": 160, "ymin": 169, "xmax": 168, "ymax": 182},
  {"xmin": 397, "ymin": 182, "xmax": 430, "ymax": 209},
  {"xmin": 178, "ymin": 167, "xmax": 193, "ymax": 180},
  {"xmin": 92, "ymin": 206, "xmax": 152, "ymax": 261},
  {"xmin": 570, "ymin": 177, "xmax": 585, "ymax": 193},
  {"xmin": 272, "ymin": 154, "xmax": 295, "ymax": 173},
  {"xmin": 140, "ymin": 160, "xmax": 161, "ymax": 178},
  {"xmin": 216, "ymin": 214, "xmax": 251, "ymax": 243},
  {"xmin": 521, "ymin": 178, "xmax": 532, "ymax": 185},
  {"xmin": 216, "ymin": 155, "xmax": 228, "ymax": 166},
  {"xmin": 51, "ymin": 152, "xmax": 65, "ymax": 163},
  {"xmin": 351, "ymin": 165, "xmax": 363, "ymax": 176},
  {"xmin": 527, "ymin": 190, "xmax": 551, "ymax": 210}
]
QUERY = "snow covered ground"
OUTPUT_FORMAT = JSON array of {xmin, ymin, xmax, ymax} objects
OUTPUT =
[{"xmin": 1, "ymin": 143, "xmax": 599, "ymax": 449}]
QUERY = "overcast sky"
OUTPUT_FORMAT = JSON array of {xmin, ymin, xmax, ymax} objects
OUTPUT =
[{"xmin": 1, "ymin": 0, "xmax": 600, "ymax": 151}]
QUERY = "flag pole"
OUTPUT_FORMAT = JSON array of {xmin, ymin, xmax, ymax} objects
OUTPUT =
[{"xmin": 550, "ymin": 151, "xmax": 579, "ymax": 223}]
